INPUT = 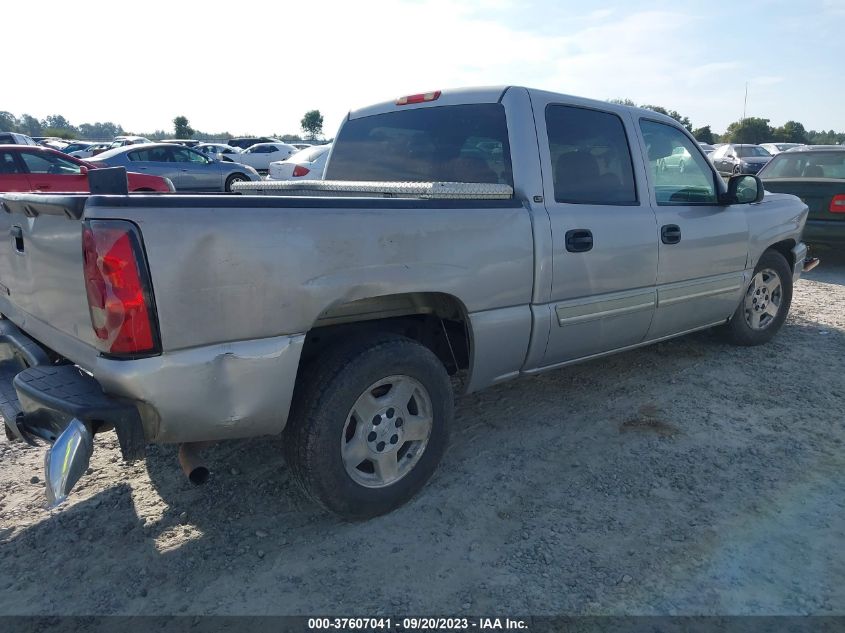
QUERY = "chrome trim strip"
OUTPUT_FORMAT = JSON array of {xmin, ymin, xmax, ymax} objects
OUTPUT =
[
  {"xmin": 523, "ymin": 320, "xmax": 726, "ymax": 375},
  {"xmin": 657, "ymin": 274, "xmax": 745, "ymax": 307},
  {"xmin": 555, "ymin": 289, "xmax": 656, "ymax": 326},
  {"xmin": 659, "ymin": 284, "xmax": 743, "ymax": 306}
]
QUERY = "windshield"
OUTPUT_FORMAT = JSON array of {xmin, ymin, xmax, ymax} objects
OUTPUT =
[
  {"xmin": 737, "ymin": 145, "xmax": 771, "ymax": 158},
  {"xmin": 760, "ymin": 151, "xmax": 845, "ymax": 179},
  {"xmin": 327, "ymin": 103, "xmax": 513, "ymax": 184}
]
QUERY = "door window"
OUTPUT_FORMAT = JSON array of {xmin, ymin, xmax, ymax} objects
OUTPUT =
[
  {"xmin": 20, "ymin": 152, "xmax": 83, "ymax": 174},
  {"xmin": 639, "ymin": 120, "xmax": 717, "ymax": 205},
  {"xmin": 545, "ymin": 105, "xmax": 637, "ymax": 205},
  {"xmin": 173, "ymin": 148, "xmax": 209, "ymax": 163}
]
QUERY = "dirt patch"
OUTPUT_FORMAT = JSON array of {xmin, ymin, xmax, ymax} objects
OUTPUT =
[{"xmin": 620, "ymin": 404, "xmax": 679, "ymax": 437}]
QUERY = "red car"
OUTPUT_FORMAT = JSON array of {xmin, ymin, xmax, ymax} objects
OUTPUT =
[{"xmin": 0, "ymin": 145, "xmax": 174, "ymax": 193}]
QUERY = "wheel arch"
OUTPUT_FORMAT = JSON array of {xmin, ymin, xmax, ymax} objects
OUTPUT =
[{"xmin": 298, "ymin": 291, "xmax": 474, "ymax": 388}]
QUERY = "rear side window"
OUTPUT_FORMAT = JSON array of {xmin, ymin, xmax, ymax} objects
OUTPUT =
[
  {"xmin": 0, "ymin": 151, "xmax": 22, "ymax": 173},
  {"xmin": 545, "ymin": 105, "xmax": 637, "ymax": 205},
  {"xmin": 0, "ymin": 133, "xmax": 13, "ymax": 144},
  {"xmin": 327, "ymin": 103, "xmax": 513, "ymax": 185}
]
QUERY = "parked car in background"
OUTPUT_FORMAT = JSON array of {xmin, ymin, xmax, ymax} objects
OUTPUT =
[
  {"xmin": 69, "ymin": 142, "xmax": 112, "ymax": 158},
  {"xmin": 108, "ymin": 135, "xmax": 151, "ymax": 149},
  {"xmin": 658, "ymin": 145, "xmax": 693, "ymax": 172},
  {"xmin": 0, "ymin": 132, "xmax": 38, "ymax": 146},
  {"xmin": 233, "ymin": 142, "xmax": 298, "ymax": 172},
  {"xmin": 268, "ymin": 144, "xmax": 331, "ymax": 180},
  {"xmin": 87, "ymin": 143, "xmax": 260, "ymax": 192},
  {"xmin": 760, "ymin": 142, "xmax": 804, "ymax": 155},
  {"xmin": 160, "ymin": 139, "xmax": 200, "ymax": 147},
  {"xmin": 759, "ymin": 147, "xmax": 845, "ymax": 246},
  {"xmin": 785, "ymin": 145, "xmax": 844, "ymax": 152},
  {"xmin": 710, "ymin": 144, "xmax": 772, "ymax": 176},
  {"xmin": 227, "ymin": 136, "xmax": 281, "ymax": 150},
  {"xmin": 0, "ymin": 145, "xmax": 173, "ymax": 193},
  {"xmin": 60, "ymin": 141, "xmax": 99, "ymax": 155},
  {"xmin": 698, "ymin": 142, "xmax": 716, "ymax": 155},
  {"xmin": 196, "ymin": 142, "xmax": 243, "ymax": 161}
]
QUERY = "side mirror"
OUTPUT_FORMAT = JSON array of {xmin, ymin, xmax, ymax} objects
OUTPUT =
[
  {"xmin": 721, "ymin": 174, "xmax": 764, "ymax": 204},
  {"xmin": 79, "ymin": 165, "xmax": 89, "ymax": 175}
]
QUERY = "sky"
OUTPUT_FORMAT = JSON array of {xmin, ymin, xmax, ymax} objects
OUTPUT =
[{"xmin": 5, "ymin": 0, "xmax": 844, "ymax": 138}]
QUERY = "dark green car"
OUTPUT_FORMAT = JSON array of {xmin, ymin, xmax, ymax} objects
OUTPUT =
[{"xmin": 759, "ymin": 148, "xmax": 845, "ymax": 246}]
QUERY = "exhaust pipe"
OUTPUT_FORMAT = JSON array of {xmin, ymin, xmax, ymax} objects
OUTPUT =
[{"xmin": 178, "ymin": 441, "xmax": 212, "ymax": 485}]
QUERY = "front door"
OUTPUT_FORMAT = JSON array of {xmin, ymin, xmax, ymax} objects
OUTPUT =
[
  {"xmin": 532, "ymin": 100, "xmax": 659, "ymax": 366},
  {"xmin": 635, "ymin": 119, "xmax": 749, "ymax": 339}
]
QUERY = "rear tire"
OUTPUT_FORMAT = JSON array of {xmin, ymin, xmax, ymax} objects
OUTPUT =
[
  {"xmin": 225, "ymin": 173, "xmax": 248, "ymax": 192},
  {"xmin": 284, "ymin": 335, "xmax": 453, "ymax": 520},
  {"xmin": 721, "ymin": 250, "xmax": 792, "ymax": 346}
]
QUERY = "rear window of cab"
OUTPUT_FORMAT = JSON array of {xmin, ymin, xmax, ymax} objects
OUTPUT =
[{"xmin": 326, "ymin": 103, "xmax": 513, "ymax": 186}]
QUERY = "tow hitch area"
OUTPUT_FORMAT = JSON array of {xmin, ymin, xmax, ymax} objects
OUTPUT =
[
  {"xmin": 1, "ymin": 319, "xmax": 146, "ymax": 506},
  {"xmin": 45, "ymin": 418, "xmax": 94, "ymax": 506},
  {"xmin": 803, "ymin": 257, "xmax": 820, "ymax": 273}
]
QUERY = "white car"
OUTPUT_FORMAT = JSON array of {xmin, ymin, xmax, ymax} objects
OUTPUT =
[
  {"xmin": 196, "ymin": 143, "xmax": 243, "ymax": 161},
  {"xmin": 234, "ymin": 142, "xmax": 298, "ymax": 171},
  {"xmin": 268, "ymin": 144, "xmax": 331, "ymax": 180},
  {"xmin": 69, "ymin": 142, "xmax": 112, "ymax": 158},
  {"xmin": 760, "ymin": 142, "xmax": 804, "ymax": 155}
]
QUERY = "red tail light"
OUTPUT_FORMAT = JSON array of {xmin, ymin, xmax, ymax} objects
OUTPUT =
[
  {"xmin": 395, "ymin": 90, "xmax": 441, "ymax": 106},
  {"xmin": 830, "ymin": 194, "xmax": 845, "ymax": 213},
  {"xmin": 82, "ymin": 220, "xmax": 160, "ymax": 357},
  {"xmin": 292, "ymin": 164, "xmax": 311, "ymax": 177}
]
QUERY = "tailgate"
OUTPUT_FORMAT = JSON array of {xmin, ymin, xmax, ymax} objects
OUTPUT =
[{"xmin": 0, "ymin": 195, "xmax": 99, "ymax": 354}]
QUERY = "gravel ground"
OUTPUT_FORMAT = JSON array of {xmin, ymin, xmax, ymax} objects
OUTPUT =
[{"xmin": 1, "ymin": 249, "xmax": 843, "ymax": 617}]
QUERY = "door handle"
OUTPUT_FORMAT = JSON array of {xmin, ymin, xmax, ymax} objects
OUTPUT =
[
  {"xmin": 661, "ymin": 224, "xmax": 682, "ymax": 245},
  {"xmin": 34, "ymin": 183, "xmax": 50, "ymax": 189},
  {"xmin": 10, "ymin": 225, "xmax": 24, "ymax": 253},
  {"xmin": 565, "ymin": 229, "xmax": 593, "ymax": 253}
]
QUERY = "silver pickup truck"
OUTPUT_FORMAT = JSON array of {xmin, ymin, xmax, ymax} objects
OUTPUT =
[{"xmin": 0, "ymin": 86, "xmax": 813, "ymax": 519}]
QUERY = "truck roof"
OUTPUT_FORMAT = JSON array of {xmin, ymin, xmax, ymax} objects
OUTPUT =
[{"xmin": 347, "ymin": 86, "xmax": 681, "ymax": 128}]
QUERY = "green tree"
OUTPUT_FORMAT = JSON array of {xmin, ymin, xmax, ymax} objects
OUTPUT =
[
  {"xmin": 772, "ymin": 121, "xmax": 808, "ymax": 144},
  {"xmin": 607, "ymin": 98, "xmax": 637, "ymax": 106},
  {"xmin": 692, "ymin": 125, "xmax": 715, "ymax": 144},
  {"xmin": 0, "ymin": 111, "xmax": 19, "ymax": 132},
  {"xmin": 300, "ymin": 110, "xmax": 324, "ymax": 140},
  {"xmin": 19, "ymin": 114, "xmax": 43, "ymax": 137},
  {"xmin": 42, "ymin": 114, "xmax": 76, "ymax": 134},
  {"xmin": 78, "ymin": 121, "xmax": 124, "ymax": 140},
  {"xmin": 173, "ymin": 115, "xmax": 196, "ymax": 138},
  {"xmin": 640, "ymin": 104, "xmax": 693, "ymax": 132},
  {"xmin": 723, "ymin": 117, "xmax": 772, "ymax": 144}
]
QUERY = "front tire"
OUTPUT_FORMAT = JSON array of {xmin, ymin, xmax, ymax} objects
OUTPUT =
[
  {"xmin": 722, "ymin": 250, "xmax": 792, "ymax": 346},
  {"xmin": 284, "ymin": 335, "xmax": 453, "ymax": 520},
  {"xmin": 225, "ymin": 173, "xmax": 248, "ymax": 192}
]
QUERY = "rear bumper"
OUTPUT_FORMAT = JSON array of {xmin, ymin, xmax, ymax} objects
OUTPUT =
[
  {"xmin": 791, "ymin": 242, "xmax": 808, "ymax": 282},
  {"xmin": 0, "ymin": 320, "xmax": 145, "ymax": 459},
  {"xmin": 803, "ymin": 220, "xmax": 845, "ymax": 245}
]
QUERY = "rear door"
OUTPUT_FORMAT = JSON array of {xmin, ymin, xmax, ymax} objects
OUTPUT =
[
  {"xmin": 635, "ymin": 119, "xmax": 748, "ymax": 339},
  {"xmin": 19, "ymin": 150, "xmax": 88, "ymax": 192},
  {"xmin": 531, "ymin": 99, "xmax": 659, "ymax": 365},
  {"xmin": 125, "ymin": 147, "xmax": 183, "ymax": 189},
  {"xmin": 0, "ymin": 150, "xmax": 33, "ymax": 191}
]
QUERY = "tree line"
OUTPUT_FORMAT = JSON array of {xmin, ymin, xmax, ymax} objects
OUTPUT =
[
  {"xmin": 608, "ymin": 98, "xmax": 844, "ymax": 145},
  {"xmin": 3, "ymin": 104, "xmax": 841, "ymax": 146},
  {"xmin": 0, "ymin": 110, "xmax": 326, "ymax": 143}
]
